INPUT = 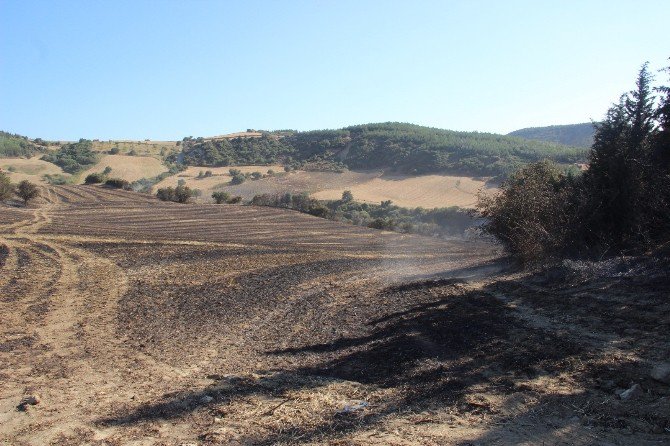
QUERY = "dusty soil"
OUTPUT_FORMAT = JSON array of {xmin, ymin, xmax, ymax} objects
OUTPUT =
[{"xmin": 0, "ymin": 185, "xmax": 668, "ymax": 445}]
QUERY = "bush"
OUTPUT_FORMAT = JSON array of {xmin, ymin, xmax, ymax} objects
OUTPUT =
[
  {"xmin": 105, "ymin": 178, "xmax": 130, "ymax": 189},
  {"xmin": 230, "ymin": 173, "xmax": 246, "ymax": 185},
  {"xmin": 212, "ymin": 191, "xmax": 230, "ymax": 204},
  {"xmin": 477, "ymin": 161, "xmax": 578, "ymax": 263},
  {"xmin": 16, "ymin": 180, "xmax": 39, "ymax": 205},
  {"xmin": 156, "ymin": 187, "xmax": 175, "ymax": 202},
  {"xmin": 0, "ymin": 172, "xmax": 14, "ymax": 201},
  {"xmin": 173, "ymin": 184, "xmax": 193, "ymax": 203},
  {"xmin": 228, "ymin": 196, "xmax": 242, "ymax": 204},
  {"xmin": 251, "ymin": 171, "xmax": 263, "ymax": 180},
  {"xmin": 109, "ymin": 147, "xmax": 120, "ymax": 155},
  {"xmin": 84, "ymin": 173, "xmax": 106, "ymax": 184},
  {"xmin": 156, "ymin": 184, "xmax": 194, "ymax": 203}
]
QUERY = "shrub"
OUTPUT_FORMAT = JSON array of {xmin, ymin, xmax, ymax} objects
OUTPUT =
[
  {"xmin": 156, "ymin": 186, "xmax": 175, "ymax": 201},
  {"xmin": 230, "ymin": 173, "xmax": 246, "ymax": 185},
  {"xmin": 173, "ymin": 184, "xmax": 193, "ymax": 203},
  {"xmin": 103, "ymin": 166, "xmax": 113, "ymax": 175},
  {"xmin": 16, "ymin": 180, "xmax": 39, "ymax": 205},
  {"xmin": 156, "ymin": 185, "xmax": 194, "ymax": 203},
  {"xmin": 341, "ymin": 190, "xmax": 354, "ymax": 203},
  {"xmin": 251, "ymin": 171, "xmax": 263, "ymax": 180},
  {"xmin": 228, "ymin": 196, "xmax": 242, "ymax": 204},
  {"xmin": 84, "ymin": 173, "xmax": 106, "ymax": 184},
  {"xmin": 476, "ymin": 161, "xmax": 578, "ymax": 263},
  {"xmin": 0, "ymin": 172, "xmax": 14, "ymax": 201},
  {"xmin": 109, "ymin": 147, "xmax": 120, "ymax": 155},
  {"xmin": 212, "ymin": 191, "xmax": 230, "ymax": 204},
  {"xmin": 105, "ymin": 178, "xmax": 130, "ymax": 189}
]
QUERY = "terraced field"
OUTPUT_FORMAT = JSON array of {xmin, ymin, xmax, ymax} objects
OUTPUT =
[{"xmin": 1, "ymin": 186, "xmax": 667, "ymax": 445}]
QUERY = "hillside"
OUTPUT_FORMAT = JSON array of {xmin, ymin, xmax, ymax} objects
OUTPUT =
[
  {"xmin": 1, "ymin": 187, "xmax": 667, "ymax": 445},
  {"xmin": 508, "ymin": 122, "xmax": 596, "ymax": 148},
  {"xmin": 0, "ymin": 131, "xmax": 48, "ymax": 158},
  {"xmin": 172, "ymin": 123, "xmax": 588, "ymax": 177}
]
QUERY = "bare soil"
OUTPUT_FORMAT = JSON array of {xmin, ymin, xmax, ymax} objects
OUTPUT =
[{"xmin": 0, "ymin": 185, "xmax": 668, "ymax": 445}]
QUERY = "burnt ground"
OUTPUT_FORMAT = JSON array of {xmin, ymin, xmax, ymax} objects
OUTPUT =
[{"xmin": 0, "ymin": 185, "xmax": 669, "ymax": 445}]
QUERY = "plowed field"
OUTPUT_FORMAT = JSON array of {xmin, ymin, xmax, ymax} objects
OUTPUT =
[{"xmin": 1, "ymin": 186, "xmax": 667, "ymax": 445}]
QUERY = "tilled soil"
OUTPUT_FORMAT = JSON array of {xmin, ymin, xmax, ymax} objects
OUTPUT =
[{"xmin": 0, "ymin": 185, "xmax": 668, "ymax": 445}]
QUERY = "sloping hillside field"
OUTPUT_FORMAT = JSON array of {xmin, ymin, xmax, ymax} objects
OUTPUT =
[{"xmin": 1, "ymin": 187, "xmax": 668, "ymax": 445}]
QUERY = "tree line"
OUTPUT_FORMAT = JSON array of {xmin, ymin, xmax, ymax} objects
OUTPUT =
[
  {"xmin": 478, "ymin": 62, "xmax": 670, "ymax": 262},
  {"xmin": 170, "ymin": 124, "xmax": 586, "ymax": 177}
]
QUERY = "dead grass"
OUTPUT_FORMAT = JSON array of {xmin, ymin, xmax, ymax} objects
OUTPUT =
[
  {"xmin": 0, "ymin": 157, "xmax": 69, "ymax": 184},
  {"xmin": 311, "ymin": 173, "xmax": 494, "ymax": 208},
  {"xmin": 78, "ymin": 154, "xmax": 168, "ymax": 183}
]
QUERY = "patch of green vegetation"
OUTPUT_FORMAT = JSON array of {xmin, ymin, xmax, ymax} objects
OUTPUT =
[
  {"xmin": 130, "ymin": 164, "xmax": 186, "ymax": 193},
  {"xmin": 0, "ymin": 131, "xmax": 46, "ymax": 157},
  {"xmin": 251, "ymin": 191, "xmax": 474, "ymax": 237},
  {"xmin": 43, "ymin": 174, "xmax": 70, "ymax": 185},
  {"xmin": 172, "ymin": 123, "xmax": 587, "ymax": 177},
  {"xmin": 41, "ymin": 139, "xmax": 98, "ymax": 173},
  {"xmin": 508, "ymin": 123, "xmax": 596, "ymax": 148}
]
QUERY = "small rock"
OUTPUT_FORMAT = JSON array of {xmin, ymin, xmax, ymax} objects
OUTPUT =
[
  {"xmin": 620, "ymin": 383, "xmax": 643, "ymax": 400},
  {"xmin": 200, "ymin": 395, "xmax": 214, "ymax": 404},
  {"xmin": 16, "ymin": 395, "xmax": 39, "ymax": 411},
  {"xmin": 650, "ymin": 363, "xmax": 670, "ymax": 384}
]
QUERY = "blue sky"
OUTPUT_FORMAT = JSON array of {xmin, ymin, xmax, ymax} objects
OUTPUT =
[{"xmin": 1, "ymin": 0, "xmax": 668, "ymax": 140}]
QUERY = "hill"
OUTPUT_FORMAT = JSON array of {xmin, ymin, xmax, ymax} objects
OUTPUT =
[
  {"xmin": 507, "ymin": 122, "xmax": 596, "ymax": 148},
  {"xmin": 172, "ymin": 123, "xmax": 588, "ymax": 177}
]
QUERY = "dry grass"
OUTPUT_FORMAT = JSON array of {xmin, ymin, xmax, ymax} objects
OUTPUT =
[
  {"xmin": 91, "ymin": 140, "xmax": 179, "ymax": 158},
  {"xmin": 79, "ymin": 154, "xmax": 168, "ymax": 183},
  {"xmin": 154, "ymin": 165, "xmax": 283, "ymax": 195},
  {"xmin": 0, "ymin": 156, "xmax": 69, "ymax": 184},
  {"xmin": 311, "ymin": 173, "xmax": 494, "ymax": 208}
]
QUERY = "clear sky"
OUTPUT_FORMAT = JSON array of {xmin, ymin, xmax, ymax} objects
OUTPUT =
[{"xmin": 1, "ymin": 0, "xmax": 668, "ymax": 141}]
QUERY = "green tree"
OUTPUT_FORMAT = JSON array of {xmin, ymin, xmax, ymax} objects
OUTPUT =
[
  {"xmin": 585, "ymin": 63, "xmax": 658, "ymax": 249},
  {"xmin": 173, "ymin": 184, "xmax": 193, "ymax": 203},
  {"xmin": 16, "ymin": 180, "xmax": 39, "ymax": 205},
  {"xmin": 212, "ymin": 191, "xmax": 230, "ymax": 204},
  {"xmin": 341, "ymin": 190, "xmax": 354, "ymax": 202}
]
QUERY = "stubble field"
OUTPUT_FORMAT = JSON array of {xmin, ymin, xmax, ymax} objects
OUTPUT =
[{"xmin": 0, "ymin": 185, "xmax": 668, "ymax": 445}]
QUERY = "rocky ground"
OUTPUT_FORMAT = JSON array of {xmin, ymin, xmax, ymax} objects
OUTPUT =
[{"xmin": 0, "ymin": 185, "xmax": 668, "ymax": 445}]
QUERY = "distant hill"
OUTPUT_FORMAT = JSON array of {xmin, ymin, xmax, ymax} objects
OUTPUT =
[
  {"xmin": 508, "ymin": 123, "xmax": 596, "ymax": 148},
  {"xmin": 172, "ymin": 122, "xmax": 588, "ymax": 177}
]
